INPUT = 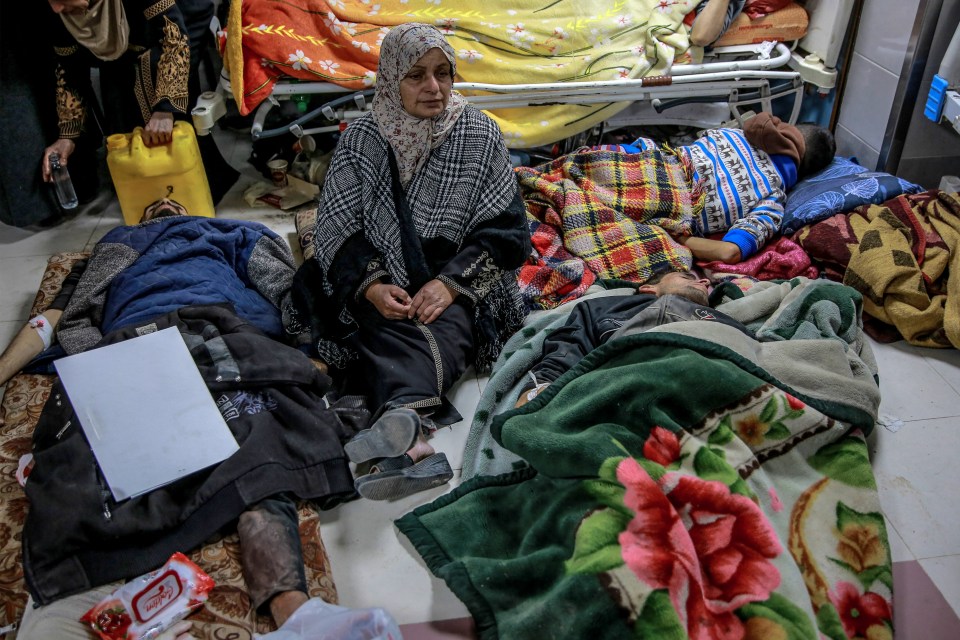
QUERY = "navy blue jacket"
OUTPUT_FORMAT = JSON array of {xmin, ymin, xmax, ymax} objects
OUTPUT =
[{"xmin": 57, "ymin": 216, "xmax": 297, "ymax": 354}]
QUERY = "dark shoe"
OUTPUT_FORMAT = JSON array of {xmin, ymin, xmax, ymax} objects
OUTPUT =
[
  {"xmin": 344, "ymin": 407, "xmax": 420, "ymax": 464},
  {"xmin": 354, "ymin": 453, "xmax": 453, "ymax": 501}
]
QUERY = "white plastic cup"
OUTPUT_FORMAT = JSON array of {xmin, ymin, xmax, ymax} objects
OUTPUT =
[
  {"xmin": 293, "ymin": 135, "xmax": 316, "ymax": 155},
  {"xmin": 268, "ymin": 159, "xmax": 289, "ymax": 188},
  {"xmin": 939, "ymin": 175, "xmax": 960, "ymax": 193}
]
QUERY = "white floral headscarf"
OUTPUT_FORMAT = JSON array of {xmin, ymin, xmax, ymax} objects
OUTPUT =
[{"xmin": 372, "ymin": 23, "xmax": 467, "ymax": 186}]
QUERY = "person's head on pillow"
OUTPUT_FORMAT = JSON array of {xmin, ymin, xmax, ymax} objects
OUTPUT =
[
  {"xmin": 795, "ymin": 123, "xmax": 836, "ymax": 178},
  {"xmin": 742, "ymin": 112, "xmax": 836, "ymax": 179}
]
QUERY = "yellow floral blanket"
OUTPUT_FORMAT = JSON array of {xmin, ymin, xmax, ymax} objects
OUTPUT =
[{"xmin": 224, "ymin": 0, "xmax": 696, "ymax": 147}]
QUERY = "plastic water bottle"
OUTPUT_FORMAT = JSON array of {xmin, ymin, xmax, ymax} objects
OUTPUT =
[{"xmin": 49, "ymin": 152, "xmax": 78, "ymax": 209}]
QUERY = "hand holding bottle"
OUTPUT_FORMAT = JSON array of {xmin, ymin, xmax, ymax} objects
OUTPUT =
[
  {"xmin": 42, "ymin": 141, "xmax": 79, "ymax": 210},
  {"xmin": 42, "ymin": 138, "xmax": 76, "ymax": 183}
]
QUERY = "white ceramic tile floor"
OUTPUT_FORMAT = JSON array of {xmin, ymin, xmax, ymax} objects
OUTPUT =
[
  {"xmin": 869, "ymin": 414, "xmax": 960, "ymax": 560},
  {"xmin": 318, "ymin": 470, "xmax": 472, "ymax": 625},
  {"xmin": 884, "ymin": 514, "xmax": 915, "ymax": 564},
  {"xmin": 0, "ymin": 255, "xmax": 53, "ymax": 321},
  {"xmin": 922, "ymin": 348, "xmax": 960, "ymax": 396},
  {"xmin": 0, "ymin": 213, "xmax": 103, "ymax": 259},
  {"xmin": 871, "ymin": 340, "xmax": 960, "ymax": 421},
  {"xmin": 1, "ymin": 126, "xmax": 958, "ymax": 634}
]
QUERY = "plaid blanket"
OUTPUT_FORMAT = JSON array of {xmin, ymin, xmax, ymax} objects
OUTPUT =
[
  {"xmin": 795, "ymin": 190, "xmax": 960, "ymax": 349},
  {"xmin": 516, "ymin": 149, "xmax": 699, "ymax": 310}
]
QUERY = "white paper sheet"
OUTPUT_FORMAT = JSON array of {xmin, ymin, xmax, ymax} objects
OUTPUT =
[{"xmin": 55, "ymin": 326, "xmax": 240, "ymax": 501}]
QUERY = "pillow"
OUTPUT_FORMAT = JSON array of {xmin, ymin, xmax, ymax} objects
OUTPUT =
[
  {"xmin": 713, "ymin": 1, "xmax": 808, "ymax": 46},
  {"xmin": 781, "ymin": 156, "xmax": 924, "ymax": 235}
]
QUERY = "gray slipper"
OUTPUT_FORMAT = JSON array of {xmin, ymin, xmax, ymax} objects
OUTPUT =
[
  {"xmin": 344, "ymin": 408, "xmax": 420, "ymax": 464},
  {"xmin": 354, "ymin": 453, "xmax": 453, "ymax": 501}
]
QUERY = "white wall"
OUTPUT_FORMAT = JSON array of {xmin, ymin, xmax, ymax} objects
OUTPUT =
[{"xmin": 834, "ymin": 0, "xmax": 923, "ymax": 170}]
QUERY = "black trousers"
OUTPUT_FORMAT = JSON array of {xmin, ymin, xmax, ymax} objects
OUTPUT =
[{"xmin": 346, "ymin": 299, "xmax": 475, "ymax": 426}]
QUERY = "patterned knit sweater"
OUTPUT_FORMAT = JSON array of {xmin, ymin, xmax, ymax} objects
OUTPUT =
[{"xmin": 634, "ymin": 129, "xmax": 796, "ymax": 259}]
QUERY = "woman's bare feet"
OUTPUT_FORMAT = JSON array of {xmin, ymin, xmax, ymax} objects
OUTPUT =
[
  {"xmin": 270, "ymin": 590, "xmax": 309, "ymax": 628},
  {"xmin": 405, "ymin": 433, "xmax": 435, "ymax": 462}
]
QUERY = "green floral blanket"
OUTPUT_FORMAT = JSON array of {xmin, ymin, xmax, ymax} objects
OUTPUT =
[{"xmin": 398, "ymin": 280, "xmax": 892, "ymax": 640}]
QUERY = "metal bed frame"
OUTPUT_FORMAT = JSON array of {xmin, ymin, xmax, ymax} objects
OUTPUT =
[
  {"xmin": 194, "ymin": 42, "xmax": 804, "ymax": 145},
  {"xmin": 192, "ymin": 1, "xmax": 857, "ymax": 147}
]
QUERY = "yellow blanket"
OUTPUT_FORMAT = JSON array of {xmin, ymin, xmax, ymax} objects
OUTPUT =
[
  {"xmin": 844, "ymin": 190, "xmax": 960, "ymax": 349},
  {"xmin": 225, "ymin": 0, "xmax": 696, "ymax": 147}
]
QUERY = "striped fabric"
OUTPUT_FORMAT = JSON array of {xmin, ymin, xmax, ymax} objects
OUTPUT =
[
  {"xmin": 635, "ymin": 129, "xmax": 786, "ymax": 259},
  {"xmin": 516, "ymin": 149, "xmax": 699, "ymax": 310}
]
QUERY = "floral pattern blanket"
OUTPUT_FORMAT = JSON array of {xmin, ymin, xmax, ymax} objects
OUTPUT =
[
  {"xmin": 223, "ymin": 0, "xmax": 696, "ymax": 146},
  {"xmin": 398, "ymin": 277, "xmax": 892, "ymax": 640}
]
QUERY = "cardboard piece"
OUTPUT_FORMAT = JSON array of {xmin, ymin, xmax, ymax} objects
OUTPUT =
[{"xmin": 54, "ymin": 327, "xmax": 239, "ymax": 501}]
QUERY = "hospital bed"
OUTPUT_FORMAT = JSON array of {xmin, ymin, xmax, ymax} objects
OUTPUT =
[{"xmin": 192, "ymin": 0, "xmax": 857, "ymax": 148}]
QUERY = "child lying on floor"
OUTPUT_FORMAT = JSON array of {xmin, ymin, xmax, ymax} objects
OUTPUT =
[{"xmin": 622, "ymin": 112, "xmax": 835, "ymax": 265}]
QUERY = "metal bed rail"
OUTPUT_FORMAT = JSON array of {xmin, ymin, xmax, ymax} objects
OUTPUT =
[{"xmin": 193, "ymin": 42, "xmax": 802, "ymax": 142}]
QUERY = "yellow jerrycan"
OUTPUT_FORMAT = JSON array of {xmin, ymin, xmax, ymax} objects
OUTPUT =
[{"xmin": 106, "ymin": 121, "xmax": 214, "ymax": 225}]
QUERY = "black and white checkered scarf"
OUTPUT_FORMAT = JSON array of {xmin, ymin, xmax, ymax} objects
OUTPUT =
[{"xmin": 312, "ymin": 107, "xmax": 518, "ymax": 291}]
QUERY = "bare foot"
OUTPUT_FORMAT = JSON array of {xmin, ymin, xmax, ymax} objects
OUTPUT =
[
  {"xmin": 270, "ymin": 590, "xmax": 309, "ymax": 628},
  {"xmin": 405, "ymin": 434, "xmax": 435, "ymax": 463}
]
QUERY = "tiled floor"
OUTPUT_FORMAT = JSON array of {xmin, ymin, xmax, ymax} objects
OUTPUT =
[{"xmin": 1, "ymin": 127, "xmax": 959, "ymax": 638}]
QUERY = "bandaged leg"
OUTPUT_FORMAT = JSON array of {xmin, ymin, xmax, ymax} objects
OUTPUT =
[{"xmin": 0, "ymin": 310, "xmax": 63, "ymax": 387}]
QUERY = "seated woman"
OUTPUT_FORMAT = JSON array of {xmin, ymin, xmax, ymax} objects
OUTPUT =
[{"xmin": 294, "ymin": 23, "xmax": 530, "ymax": 501}]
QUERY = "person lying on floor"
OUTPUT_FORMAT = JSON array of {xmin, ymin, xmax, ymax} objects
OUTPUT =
[
  {"xmin": 622, "ymin": 112, "xmax": 835, "ymax": 265},
  {"xmin": 292, "ymin": 23, "xmax": 530, "ymax": 501},
  {"xmin": 0, "ymin": 201, "xmax": 352, "ymax": 636},
  {"xmin": 1, "ymin": 197, "xmax": 307, "ymax": 385},
  {"xmin": 516, "ymin": 271, "xmax": 752, "ymax": 407},
  {"xmin": 53, "ymin": 197, "xmax": 300, "ymax": 355}
]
